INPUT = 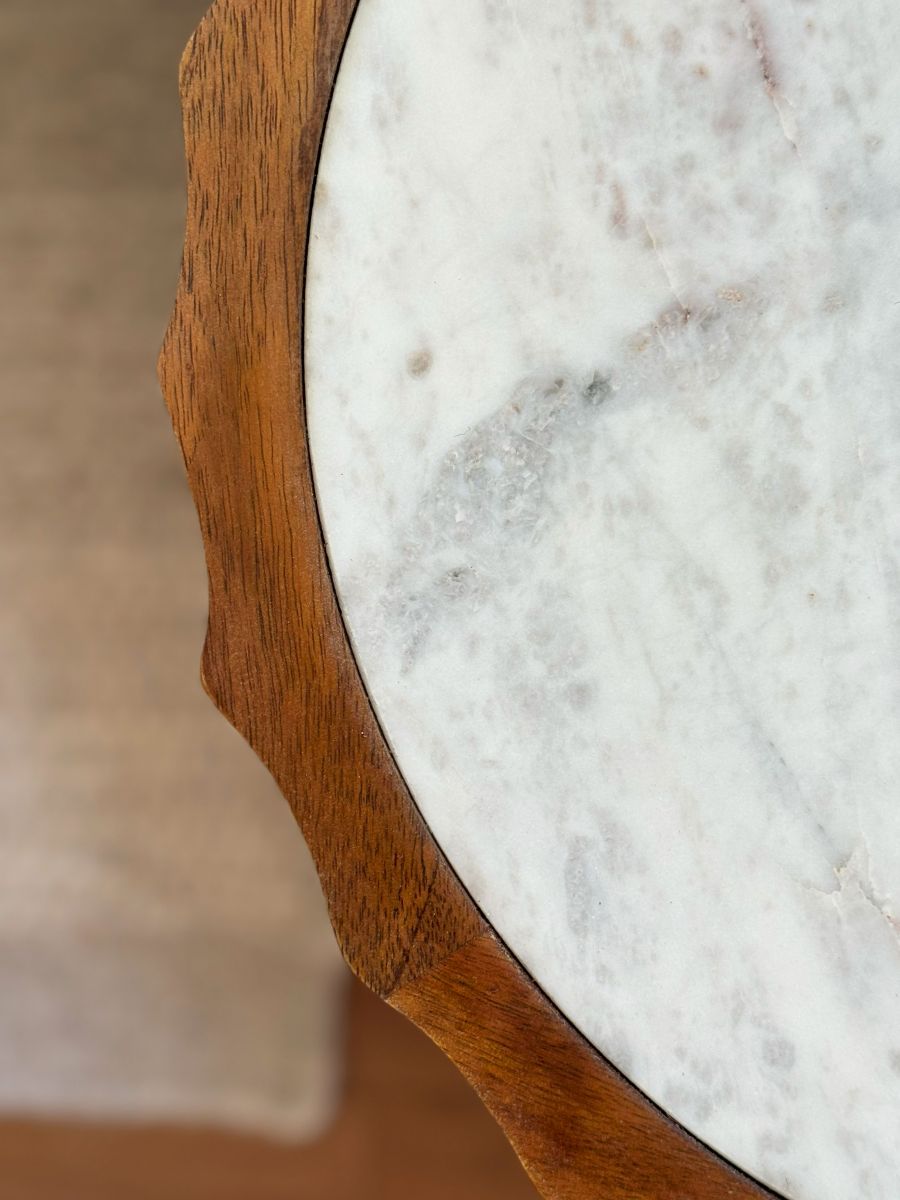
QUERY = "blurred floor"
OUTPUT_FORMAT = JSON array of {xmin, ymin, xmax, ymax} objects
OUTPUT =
[
  {"xmin": 0, "ymin": 0, "xmax": 537, "ymax": 1195},
  {"xmin": 0, "ymin": 979, "xmax": 538, "ymax": 1200},
  {"xmin": 0, "ymin": 0, "xmax": 345, "ymax": 1137}
]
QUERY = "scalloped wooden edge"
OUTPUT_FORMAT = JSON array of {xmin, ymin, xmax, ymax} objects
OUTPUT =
[{"xmin": 158, "ymin": 2, "xmax": 779, "ymax": 1196}]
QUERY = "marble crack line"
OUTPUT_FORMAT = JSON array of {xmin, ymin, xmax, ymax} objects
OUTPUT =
[
  {"xmin": 780, "ymin": 852, "xmax": 900, "ymax": 947},
  {"xmin": 639, "ymin": 216, "xmax": 688, "ymax": 313},
  {"xmin": 740, "ymin": 0, "xmax": 802, "ymax": 158},
  {"xmin": 501, "ymin": 0, "xmax": 530, "ymax": 53}
]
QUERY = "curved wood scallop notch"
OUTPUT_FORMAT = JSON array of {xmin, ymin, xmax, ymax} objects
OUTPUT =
[
  {"xmin": 162, "ymin": 1, "xmax": 898, "ymax": 1198},
  {"xmin": 307, "ymin": 2, "xmax": 900, "ymax": 1198}
]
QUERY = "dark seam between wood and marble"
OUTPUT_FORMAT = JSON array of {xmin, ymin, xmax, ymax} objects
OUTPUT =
[{"xmin": 159, "ymin": 2, "xmax": 783, "ymax": 1196}]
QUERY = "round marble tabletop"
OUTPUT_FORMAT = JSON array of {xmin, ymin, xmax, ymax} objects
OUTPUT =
[{"xmin": 305, "ymin": 3, "xmax": 900, "ymax": 1197}]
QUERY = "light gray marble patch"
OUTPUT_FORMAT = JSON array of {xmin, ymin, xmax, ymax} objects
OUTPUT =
[{"xmin": 306, "ymin": 2, "xmax": 900, "ymax": 1196}]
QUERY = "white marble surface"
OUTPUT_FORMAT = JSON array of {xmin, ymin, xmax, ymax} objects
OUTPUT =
[{"xmin": 305, "ymin": 2, "xmax": 900, "ymax": 1196}]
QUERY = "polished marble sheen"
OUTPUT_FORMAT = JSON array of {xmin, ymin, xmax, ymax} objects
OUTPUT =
[{"xmin": 305, "ymin": 3, "xmax": 900, "ymax": 1196}]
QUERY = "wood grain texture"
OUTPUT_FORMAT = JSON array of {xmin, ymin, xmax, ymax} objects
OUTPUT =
[{"xmin": 159, "ymin": 2, "xmax": 782, "ymax": 1196}]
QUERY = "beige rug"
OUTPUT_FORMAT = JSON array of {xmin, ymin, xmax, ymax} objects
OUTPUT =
[{"xmin": 0, "ymin": 0, "xmax": 347, "ymax": 1140}]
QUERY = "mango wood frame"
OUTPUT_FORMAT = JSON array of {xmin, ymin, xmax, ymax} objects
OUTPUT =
[{"xmin": 159, "ymin": 2, "xmax": 781, "ymax": 1197}]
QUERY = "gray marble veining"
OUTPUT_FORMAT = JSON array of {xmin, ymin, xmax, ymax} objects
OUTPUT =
[{"xmin": 305, "ymin": 3, "xmax": 900, "ymax": 1196}]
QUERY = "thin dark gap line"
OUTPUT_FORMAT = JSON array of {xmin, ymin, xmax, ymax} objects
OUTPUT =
[{"xmin": 295, "ymin": 6, "xmax": 782, "ymax": 1198}]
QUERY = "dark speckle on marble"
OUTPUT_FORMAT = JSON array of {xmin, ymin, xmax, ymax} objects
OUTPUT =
[{"xmin": 407, "ymin": 348, "xmax": 433, "ymax": 378}]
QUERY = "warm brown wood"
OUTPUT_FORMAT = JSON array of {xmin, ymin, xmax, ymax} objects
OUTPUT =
[
  {"xmin": 159, "ymin": 2, "xmax": 781, "ymax": 1197},
  {"xmin": 159, "ymin": 0, "xmax": 482, "ymax": 1000},
  {"xmin": 394, "ymin": 935, "xmax": 771, "ymax": 1200}
]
